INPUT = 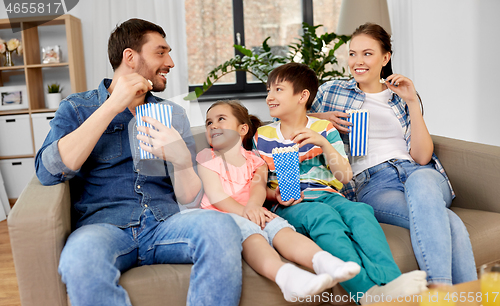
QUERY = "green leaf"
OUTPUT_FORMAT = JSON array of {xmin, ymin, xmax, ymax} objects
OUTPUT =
[
  {"xmin": 195, "ymin": 87, "xmax": 203, "ymax": 98},
  {"xmin": 262, "ymin": 37, "xmax": 271, "ymax": 52},
  {"xmin": 184, "ymin": 91, "xmax": 198, "ymax": 101},
  {"xmin": 234, "ymin": 45, "xmax": 253, "ymax": 57}
]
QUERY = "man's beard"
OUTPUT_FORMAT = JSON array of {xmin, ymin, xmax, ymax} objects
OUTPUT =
[{"xmin": 136, "ymin": 56, "xmax": 167, "ymax": 92}]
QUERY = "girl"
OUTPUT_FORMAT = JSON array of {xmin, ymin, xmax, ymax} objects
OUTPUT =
[
  {"xmin": 311, "ymin": 23, "xmax": 477, "ymax": 287},
  {"xmin": 196, "ymin": 100, "xmax": 360, "ymax": 302}
]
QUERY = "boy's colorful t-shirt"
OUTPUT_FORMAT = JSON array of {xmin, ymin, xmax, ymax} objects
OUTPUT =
[
  {"xmin": 254, "ymin": 116, "xmax": 347, "ymax": 199},
  {"xmin": 196, "ymin": 147, "xmax": 265, "ymax": 212}
]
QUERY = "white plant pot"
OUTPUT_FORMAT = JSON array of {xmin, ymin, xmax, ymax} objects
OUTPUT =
[{"xmin": 46, "ymin": 93, "xmax": 62, "ymax": 109}]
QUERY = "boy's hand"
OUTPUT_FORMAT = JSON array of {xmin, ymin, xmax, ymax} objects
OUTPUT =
[
  {"xmin": 275, "ymin": 185, "xmax": 304, "ymax": 207},
  {"xmin": 291, "ymin": 128, "xmax": 329, "ymax": 149}
]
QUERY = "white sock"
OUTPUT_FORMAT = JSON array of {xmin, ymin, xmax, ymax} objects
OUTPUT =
[
  {"xmin": 275, "ymin": 263, "xmax": 334, "ymax": 302},
  {"xmin": 359, "ymin": 270, "xmax": 428, "ymax": 305},
  {"xmin": 312, "ymin": 251, "xmax": 361, "ymax": 286}
]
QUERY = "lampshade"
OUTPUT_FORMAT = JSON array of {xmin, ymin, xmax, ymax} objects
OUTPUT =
[{"xmin": 336, "ymin": 0, "xmax": 392, "ymax": 36}]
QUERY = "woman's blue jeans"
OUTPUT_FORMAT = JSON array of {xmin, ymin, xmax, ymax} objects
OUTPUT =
[
  {"xmin": 354, "ymin": 159, "xmax": 477, "ymax": 285},
  {"xmin": 59, "ymin": 209, "xmax": 243, "ymax": 306}
]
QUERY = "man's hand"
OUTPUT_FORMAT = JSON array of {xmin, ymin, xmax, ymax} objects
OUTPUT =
[
  {"xmin": 290, "ymin": 128, "xmax": 330, "ymax": 149},
  {"xmin": 136, "ymin": 116, "xmax": 191, "ymax": 168},
  {"xmin": 275, "ymin": 185, "xmax": 304, "ymax": 207},
  {"xmin": 108, "ymin": 73, "xmax": 152, "ymax": 114}
]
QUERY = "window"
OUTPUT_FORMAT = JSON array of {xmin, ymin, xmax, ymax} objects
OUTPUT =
[{"xmin": 185, "ymin": 0, "xmax": 343, "ymax": 98}]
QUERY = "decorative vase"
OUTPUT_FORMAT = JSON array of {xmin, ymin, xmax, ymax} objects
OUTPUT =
[
  {"xmin": 46, "ymin": 93, "xmax": 62, "ymax": 109},
  {"xmin": 4, "ymin": 50, "xmax": 14, "ymax": 66}
]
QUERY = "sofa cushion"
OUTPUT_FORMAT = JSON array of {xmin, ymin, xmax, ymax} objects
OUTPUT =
[
  {"xmin": 380, "ymin": 207, "xmax": 500, "ymax": 277},
  {"xmin": 120, "ymin": 260, "xmax": 332, "ymax": 306},
  {"xmin": 380, "ymin": 223, "xmax": 419, "ymax": 273},
  {"xmin": 452, "ymin": 207, "xmax": 500, "ymax": 267}
]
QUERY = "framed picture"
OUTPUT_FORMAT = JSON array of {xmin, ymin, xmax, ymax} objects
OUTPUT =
[{"xmin": 0, "ymin": 85, "xmax": 28, "ymax": 111}]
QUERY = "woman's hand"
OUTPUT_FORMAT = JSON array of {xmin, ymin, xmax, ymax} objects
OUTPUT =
[
  {"xmin": 313, "ymin": 111, "xmax": 351, "ymax": 134},
  {"xmin": 385, "ymin": 74, "xmax": 419, "ymax": 105},
  {"xmin": 275, "ymin": 185, "xmax": 304, "ymax": 207},
  {"xmin": 385, "ymin": 74, "xmax": 433, "ymax": 165}
]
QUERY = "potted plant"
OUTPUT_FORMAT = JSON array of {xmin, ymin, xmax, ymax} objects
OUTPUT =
[
  {"xmin": 185, "ymin": 22, "xmax": 350, "ymax": 100},
  {"xmin": 46, "ymin": 83, "xmax": 63, "ymax": 109}
]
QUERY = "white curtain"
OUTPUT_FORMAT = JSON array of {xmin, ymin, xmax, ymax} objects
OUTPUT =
[
  {"xmin": 70, "ymin": 0, "xmax": 189, "ymax": 100},
  {"xmin": 386, "ymin": 0, "xmax": 414, "ymax": 81}
]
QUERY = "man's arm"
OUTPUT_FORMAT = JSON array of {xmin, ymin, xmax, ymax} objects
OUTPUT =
[
  {"xmin": 137, "ymin": 115, "xmax": 201, "ymax": 205},
  {"xmin": 59, "ymin": 74, "xmax": 151, "ymax": 171}
]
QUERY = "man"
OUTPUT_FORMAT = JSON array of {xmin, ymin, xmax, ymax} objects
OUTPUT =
[{"xmin": 35, "ymin": 18, "xmax": 242, "ymax": 306}]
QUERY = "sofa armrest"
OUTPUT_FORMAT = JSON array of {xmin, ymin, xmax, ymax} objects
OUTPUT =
[
  {"xmin": 8, "ymin": 175, "xmax": 71, "ymax": 306},
  {"xmin": 432, "ymin": 135, "xmax": 500, "ymax": 213}
]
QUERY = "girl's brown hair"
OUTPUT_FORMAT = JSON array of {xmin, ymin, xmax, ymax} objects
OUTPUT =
[{"xmin": 207, "ymin": 100, "xmax": 262, "ymax": 150}]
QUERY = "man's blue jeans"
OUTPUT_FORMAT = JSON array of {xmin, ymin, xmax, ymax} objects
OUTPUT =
[
  {"xmin": 354, "ymin": 159, "xmax": 477, "ymax": 285},
  {"xmin": 59, "ymin": 209, "xmax": 243, "ymax": 306}
]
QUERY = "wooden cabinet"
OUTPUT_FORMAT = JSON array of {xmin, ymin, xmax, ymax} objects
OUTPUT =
[{"xmin": 0, "ymin": 14, "xmax": 86, "ymax": 203}]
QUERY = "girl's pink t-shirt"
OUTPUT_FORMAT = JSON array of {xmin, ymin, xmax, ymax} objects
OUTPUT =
[{"xmin": 196, "ymin": 147, "xmax": 265, "ymax": 212}]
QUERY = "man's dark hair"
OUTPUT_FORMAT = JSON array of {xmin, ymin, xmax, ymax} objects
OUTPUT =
[
  {"xmin": 108, "ymin": 18, "xmax": 166, "ymax": 71},
  {"xmin": 267, "ymin": 63, "xmax": 319, "ymax": 110}
]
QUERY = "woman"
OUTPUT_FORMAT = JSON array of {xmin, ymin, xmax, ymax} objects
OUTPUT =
[{"xmin": 311, "ymin": 22, "xmax": 477, "ymax": 287}]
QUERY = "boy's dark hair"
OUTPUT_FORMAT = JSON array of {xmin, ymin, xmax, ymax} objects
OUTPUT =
[
  {"xmin": 267, "ymin": 63, "xmax": 319, "ymax": 110},
  {"xmin": 108, "ymin": 18, "xmax": 166, "ymax": 71},
  {"xmin": 207, "ymin": 100, "xmax": 262, "ymax": 150}
]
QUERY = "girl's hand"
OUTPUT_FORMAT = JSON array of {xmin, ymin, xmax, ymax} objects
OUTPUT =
[
  {"xmin": 243, "ymin": 206, "xmax": 267, "ymax": 229},
  {"xmin": 290, "ymin": 128, "xmax": 329, "ymax": 149},
  {"xmin": 264, "ymin": 210, "xmax": 278, "ymax": 223},
  {"xmin": 275, "ymin": 185, "xmax": 304, "ymax": 207},
  {"xmin": 385, "ymin": 74, "xmax": 419, "ymax": 105}
]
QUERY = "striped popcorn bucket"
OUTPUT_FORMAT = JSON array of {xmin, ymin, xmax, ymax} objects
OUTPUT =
[
  {"xmin": 272, "ymin": 145, "xmax": 301, "ymax": 202},
  {"xmin": 136, "ymin": 103, "xmax": 172, "ymax": 159},
  {"xmin": 346, "ymin": 109, "xmax": 369, "ymax": 156}
]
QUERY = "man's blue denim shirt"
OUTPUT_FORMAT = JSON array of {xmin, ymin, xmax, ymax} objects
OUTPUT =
[{"xmin": 35, "ymin": 79, "xmax": 199, "ymax": 229}]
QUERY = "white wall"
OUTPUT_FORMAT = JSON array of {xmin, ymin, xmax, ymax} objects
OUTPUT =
[
  {"xmin": 2, "ymin": 1, "xmax": 499, "ymax": 146},
  {"xmin": 410, "ymin": 0, "xmax": 500, "ymax": 147}
]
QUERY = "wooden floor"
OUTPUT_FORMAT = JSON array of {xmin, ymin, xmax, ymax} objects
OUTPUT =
[{"xmin": 0, "ymin": 220, "xmax": 21, "ymax": 306}]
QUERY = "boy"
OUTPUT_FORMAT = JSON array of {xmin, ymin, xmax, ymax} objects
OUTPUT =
[{"xmin": 254, "ymin": 63, "xmax": 427, "ymax": 304}]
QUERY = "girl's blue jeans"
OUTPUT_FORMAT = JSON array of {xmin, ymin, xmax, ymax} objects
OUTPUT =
[
  {"xmin": 354, "ymin": 159, "xmax": 477, "ymax": 285},
  {"xmin": 59, "ymin": 209, "xmax": 243, "ymax": 306}
]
